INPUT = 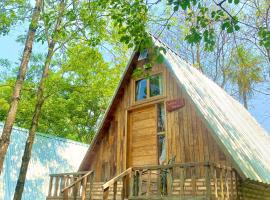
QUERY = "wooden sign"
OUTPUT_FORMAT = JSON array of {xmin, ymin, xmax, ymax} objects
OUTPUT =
[{"xmin": 166, "ymin": 99, "xmax": 185, "ymax": 112}]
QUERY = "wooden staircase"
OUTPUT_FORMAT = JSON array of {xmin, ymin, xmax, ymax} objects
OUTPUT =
[
  {"xmin": 91, "ymin": 182, "xmax": 123, "ymax": 200},
  {"xmin": 46, "ymin": 172, "xmax": 124, "ymax": 200}
]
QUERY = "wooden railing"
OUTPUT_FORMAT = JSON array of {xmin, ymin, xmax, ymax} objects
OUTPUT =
[
  {"xmin": 47, "ymin": 171, "xmax": 94, "ymax": 200},
  {"xmin": 103, "ymin": 162, "xmax": 239, "ymax": 200}
]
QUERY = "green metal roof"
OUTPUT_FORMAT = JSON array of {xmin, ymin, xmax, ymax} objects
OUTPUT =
[{"xmin": 153, "ymin": 36, "xmax": 270, "ymax": 184}]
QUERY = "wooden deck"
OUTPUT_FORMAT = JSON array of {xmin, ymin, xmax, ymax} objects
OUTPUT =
[{"xmin": 46, "ymin": 162, "xmax": 239, "ymax": 200}]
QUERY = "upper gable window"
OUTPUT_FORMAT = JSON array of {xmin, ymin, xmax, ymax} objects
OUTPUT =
[
  {"xmin": 135, "ymin": 73, "xmax": 163, "ymax": 101},
  {"xmin": 138, "ymin": 49, "xmax": 148, "ymax": 61},
  {"xmin": 135, "ymin": 79, "xmax": 147, "ymax": 101}
]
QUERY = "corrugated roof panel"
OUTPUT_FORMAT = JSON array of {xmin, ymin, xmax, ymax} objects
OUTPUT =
[
  {"xmin": 152, "ymin": 37, "xmax": 270, "ymax": 184},
  {"xmin": 0, "ymin": 123, "xmax": 89, "ymax": 200}
]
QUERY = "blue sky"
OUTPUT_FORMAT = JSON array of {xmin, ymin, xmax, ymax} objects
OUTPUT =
[{"xmin": 0, "ymin": 25, "xmax": 270, "ymax": 134}]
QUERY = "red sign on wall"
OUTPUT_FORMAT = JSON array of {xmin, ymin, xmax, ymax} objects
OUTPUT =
[{"xmin": 166, "ymin": 99, "xmax": 185, "ymax": 112}]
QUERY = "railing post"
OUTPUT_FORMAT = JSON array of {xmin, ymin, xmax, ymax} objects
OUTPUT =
[
  {"xmin": 212, "ymin": 166, "xmax": 218, "ymax": 198},
  {"xmin": 88, "ymin": 172, "xmax": 94, "ymax": 200},
  {"xmin": 72, "ymin": 176, "xmax": 78, "ymax": 199},
  {"xmin": 113, "ymin": 181, "xmax": 117, "ymax": 200},
  {"xmin": 81, "ymin": 176, "xmax": 87, "ymax": 200},
  {"xmin": 122, "ymin": 175, "xmax": 127, "ymax": 200},
  {"xmin": 146, "ymin": 169, "xmax": 151, "ymax": 196},
  {"xmin": 103, "ymin": 187, "xmax": 109, "ymax": 200},
  {"xmin": 138, "ymin": 170, "xmax": 143, "ymax": 197},
  {"xmin": 167, "ymin": 167, "xmax": 173, "ymax": 196},
  {"xmin": 225, "ymin": 169, "xmax": 230, "ymax": 199},
  {"xmin": 54, "ymin": 176, "xmax": 60, "ymax": 197},
  {"xmin": 231, "ymin": 170, "xmax": 235, "ymax": 199},
  {"xmin": 60, "ymin": 175, "xmax": 66, "ymax": 197},
  {"xmin": 205, "ymin": 164, "xmax": 211, "ymax": 199},
  {"xmin": 220, "ymin": 168, "xmax": 225, "ymax": 199},
  {"xmin": 157, "ymin": 169, "xmax": 161, "ymax": 196},
  {"xmin": 48, "ymin": 176, "xmax": 53, "ymax": 197},
  {"xmin": 63, "ymin": 189, "xmax": 68, "ymax": 200},
  {"xmin": 129, "ymin": 170, "xmax": 134, "ymax": 198},
  {"xmin": 191, "ymin": 166, "xmax": 196, "ymax": 197}
]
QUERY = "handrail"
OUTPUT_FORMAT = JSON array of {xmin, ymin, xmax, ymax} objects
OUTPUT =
[
  {"xmin": 132, "ymin": 161, "xmax": 233, "ymax": 171},
  {"xmin": 103, "ymin": 167, "xmax": 132, "ymax": 190},
  {"xmin": 61, "ymin": 170, "xmax": 94, "ymax": 193},
  {"xmin": 49, "ymin": 171, "xmax": 89, "ymax": 176},
  {"xmin": 132, "ymin": 161, "xmax": 208, "ymax": 170}
]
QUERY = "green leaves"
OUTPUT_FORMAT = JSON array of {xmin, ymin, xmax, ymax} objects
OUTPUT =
[
  {"xmin": 108, "ymin": 0, "xmax": 150, "ymax": 49},
  {"xmin": 258, "ymin": 27, "xmax": 270, "ymax": 48},
  {"xmin": 211, "ymin": 10, "xmax": 225, "ymax": 21},
  {"xmin": 168, "ymin": 0, "xmax": 197, "ymax": 12},
  {"xmin": 185, "ymin": 27, "xmax": 202, "ymax": 44},
  {"xmin": 221, "ymin": 18, "xmax": 239, "ymax": 33},
  {"xmin": 228, "ymin": 0, "xmax": 240, "ymax": 4},
  {"xmin": 203, "ymin": 28, "xmax": 215, "ymax": 51},
  {"xmin": 166, "ymin": 0, "xmax": 245, "ymax": 52},
  {"xmin": 0, "ymin": 0, "xmax": 29, "ymax": 35},
  {"xmin": 0, "ymin": 42, "xmax": 126, "ymax": 142}
]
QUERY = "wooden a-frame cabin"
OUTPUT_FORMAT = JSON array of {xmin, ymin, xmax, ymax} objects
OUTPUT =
[{"xmin": 47, "ymin": 37, "xmax": 270, "ymax": 200}]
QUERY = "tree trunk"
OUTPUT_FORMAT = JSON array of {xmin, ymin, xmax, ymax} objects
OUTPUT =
[
  {"xmin": 266, "ymin": 48, "xmax": 270, "ymax": 77},
  {"xmin": 243, "ymin": 91, "xmax": 248, "ymax": 109},
  {"xmin": 0, "ymin": 0, "xmax": 43, "ymax": 174},
  {"xmin": 196, "ymin": 43, "xmax": 203, "ymax": 73},
  {"xmin": 13, "ymin": 1, "xmax": 65, "ymax": 199}
]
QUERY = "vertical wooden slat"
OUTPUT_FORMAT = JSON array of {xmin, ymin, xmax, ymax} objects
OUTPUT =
[
  {"xmin": 138, "ymin": 170, "xmax": 143, "ymax": 196},
  {"xmin": 235, "ymin": 171, "xmax": 240, "ymax": 200},
  {"xmin": 60, "ymin": 176, "xmax": 65, "ymax": 196},
  {"xmin": 225, "ymin": 169, "xmax": 230, "ymax": 199},
  {"xmin": 231, "ymin": 170, "xmax": 235, "ymax": 199},
  {"xmin": 67, "ymin": 175, "xmax": 71, "ymax": 196},
  {"xmin": 54, "ymin": 176, "xmax": 60, "ymax": 197},
  {"xmin": 121, "ymin": 176, "xmax": 127, "ymax": 200},
  {"xmin": 129, "ymin": 170, "xmax": 134, "ymax": 197},
  {"xmin": 81, "ymin": 176, "xmax": 87, "ymax": 200},
  {"xmin": 113, "ymin": 181, "xmax": 117, "ymax": 200},
  {"xmin": 167, "ymin": 167, "xmax": 173, "ymax": 196},
  {"xmin": 191, "ymin": 166, "xmax": 196, "ymax": 197},
  {"xmin": 146, "ymin": 170, "xmax": 151, "ymax": 196},
  {"xmin": 48, "ymin": 176, "xmax": 53, "ymax": 197},
  {"xmin": 180, "ymin": 167, "xmax": 184, "ymax": 199},
  {"xmin": 76, "ymin": 179, "xmax": 81, "ymax": 198},
  {"xmin": 205, "ymin": 164, "xmax": 211, "ymax": 199},
  {"xmin": 213, "ymin": 167, "xmax": 218, "ymax": 198},
  {"xmin": 103, "ymin": 187, "xmax": 109, "ymax": 200},
  {"xmin": 63, "ymin": 189, "xmax": 68, "ymax": 200},
  {"xmin": 220, "ymin": 168, "xmax": 224, "ymax": 199},
  {"xmin": 72, "ymin": 176, "xmax": 78, "ymax": 199},
  {"xmin": 156, "ymin": 168, "xmax": 161, "ymax": 196},
  {"xmin": 89, "ymin": 172, "xmax": 94, "ymax": 200},
  {"xmin": 133, "ymin": 170, "xmax": 138, "ymax": 196}
]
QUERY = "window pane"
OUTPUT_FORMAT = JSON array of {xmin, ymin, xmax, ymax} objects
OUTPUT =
[
  {"xmin": 157, "ymin": 103, "xmax": 165, "ymax": 132},
  {"xmin": 150, "ymin": 74, "xmax": 162, "ymax": 97},
  {"xmin": 135, "ymin": 79, "xmax": 147, "ymax": 101},
  {"xmin": 138, "ymin": 49, "xmax": 148, "ymax": 60},
  {"xmin": 158, "ymin": 134, "xmax": 166, "ymax": 165}
]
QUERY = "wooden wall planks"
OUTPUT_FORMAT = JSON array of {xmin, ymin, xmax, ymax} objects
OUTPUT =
[{"xmin": 87, "ymin": 63, "xmax": 232, "ymax": 181}]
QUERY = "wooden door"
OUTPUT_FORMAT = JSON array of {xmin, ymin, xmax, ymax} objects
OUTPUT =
[{"xmin": 128, "ymin": 105, "xmax": 157, "ymax": 167}]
